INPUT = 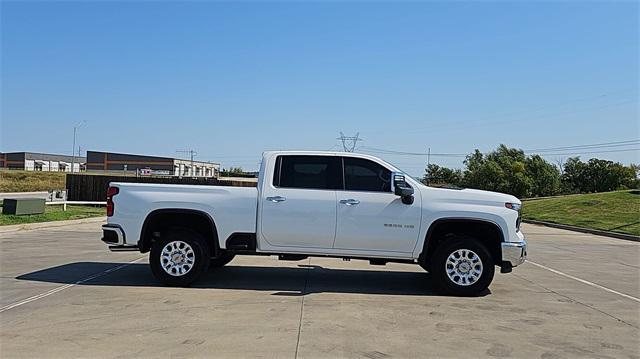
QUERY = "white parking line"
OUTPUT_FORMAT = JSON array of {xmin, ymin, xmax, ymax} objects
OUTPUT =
[
  {"xmin": 527, "ymin": 260, "xmax": 640, "ymax": 303},
  {"xmin": 0, "ymin": 257, "xmax": 145, "ymax": 313}
]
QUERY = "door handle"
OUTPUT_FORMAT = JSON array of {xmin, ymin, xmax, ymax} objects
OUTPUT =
[
  {"xmin": 266, "ymin": 196, "xmax": 286, "ymax": 203},
  {"xmin": 340, "ymin": 199, "xmax": 360, "ymax": 206}
]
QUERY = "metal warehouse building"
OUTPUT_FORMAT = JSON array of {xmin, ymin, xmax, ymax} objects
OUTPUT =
[
  {"xmin": 86, "ymin": 151, "xmax": 219, "ymax": 178},
  {"xmin": 0, "ymin": 152, "xmax": 85, "ymax": 172}
]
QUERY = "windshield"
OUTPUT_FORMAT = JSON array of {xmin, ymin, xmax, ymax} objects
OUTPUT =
[{"xmin": 374, "ymin": 157, "xmax": 426, "ymax": 187}]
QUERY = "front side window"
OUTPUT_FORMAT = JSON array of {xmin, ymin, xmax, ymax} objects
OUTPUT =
[
  {"xmin": 274, "ymin": 155, "xmax": 341, "ymax": 190},
  {"xmin": 343, "ymin": 157, "xmax": 391, "ymax": 192}
]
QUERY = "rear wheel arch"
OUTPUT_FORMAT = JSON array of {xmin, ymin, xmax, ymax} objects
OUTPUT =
[
  {"xmin": 420, "ymin": 218, "xmax": 504, "ymax": 269},
  {"xmin": 139, "ymin": 209, "xmax": 219, "ymax": 256}
]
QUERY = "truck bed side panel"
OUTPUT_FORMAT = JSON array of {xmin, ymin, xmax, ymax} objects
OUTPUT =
[{"xmin": 108, "ymin": 183, "xmax": 258, "ymax": 248}]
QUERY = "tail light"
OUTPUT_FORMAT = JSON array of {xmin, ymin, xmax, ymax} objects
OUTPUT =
[{"xmin": 106, "ymin": 186, "xmax": 119, "ymax": 217}]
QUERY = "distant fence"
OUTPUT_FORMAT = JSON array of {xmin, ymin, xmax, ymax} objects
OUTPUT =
[
  {"xmin": 219, "ymin": 172, "xmax": 258, "ymax": 178},
  {"xmin": 66, "ymin": 174, "xmax": 256, "ymax": 201}
]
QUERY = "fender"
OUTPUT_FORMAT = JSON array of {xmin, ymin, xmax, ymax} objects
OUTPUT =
[
  {"xmin": 138, "ymin": 208, "xmax": 220, "ymax": 254},
  {"xmin": 417, "ymin": 217, "xmax": 505, "ymax": 259}
]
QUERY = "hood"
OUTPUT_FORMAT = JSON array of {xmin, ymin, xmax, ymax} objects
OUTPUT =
[{"xmin": 421, "ymin": 185, "xmax": 520, "ymax": 207}]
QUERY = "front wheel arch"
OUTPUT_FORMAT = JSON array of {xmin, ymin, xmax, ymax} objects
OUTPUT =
[{"xmin": 419, "ymin": 218, "xmax": 504, "ymax": 270}]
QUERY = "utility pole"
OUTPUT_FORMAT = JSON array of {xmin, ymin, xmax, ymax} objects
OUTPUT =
[
  {"xmin": 337, "ymin": 132, "xmax": 363, "ymax": 152},
  {"xmin": 426, "ymin": 147, "xmax": 431, "ymax": 185},
  {"xmin": 71, "ymin": 121, "xmax": 85, "ymax": 173},
  {"xmin": 78, "ymin": 146, "xmax": 83, "ymax": 172},
  {"xmin": 176, "ymin": 149, "xmax": 197, "ymax": 177}
]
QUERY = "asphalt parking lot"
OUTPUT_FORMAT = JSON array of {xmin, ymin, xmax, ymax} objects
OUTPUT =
[{"xmin": 1, "ymin": 221, "xmax": 638, "ymax": 358}]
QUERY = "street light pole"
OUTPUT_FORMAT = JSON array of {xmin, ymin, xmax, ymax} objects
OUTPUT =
[{"xmin": 71, "ymin": 121, "xmax": 85, "ymax": 173}]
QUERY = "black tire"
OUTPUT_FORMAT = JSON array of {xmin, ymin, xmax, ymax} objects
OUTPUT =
[
  {"xmin": 150, "ymin": 229, "xmax": 210, "ymax": 286},
  {"xmin": 209, "ymin": 252, "xmax": 235, "ymax": 268},
  {"xmin": 430, "ymin": 236, "xmax": 495, "ymax": 296}
]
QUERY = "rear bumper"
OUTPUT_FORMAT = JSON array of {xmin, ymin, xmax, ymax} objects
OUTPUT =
[
  {"xmin": 102, "ymin": 224, "xmax": 139, "ymax": 251},
  {"xmin": 502, "ymin": 240, "xmax": 527, "ymax": 267},
  {"xmin": 102, "ymin": 224, "xmax": 125, "ymax": 245}
]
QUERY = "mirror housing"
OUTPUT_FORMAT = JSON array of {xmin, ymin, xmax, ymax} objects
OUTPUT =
[{"xmin": 392, "ymin": 173, "xmax": 414, "ymax": 204}]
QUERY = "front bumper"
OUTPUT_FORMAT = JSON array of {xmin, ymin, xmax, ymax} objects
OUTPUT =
[{"xmin": 502, "ymin": 240, "xmax": 527, "ymax": 267}]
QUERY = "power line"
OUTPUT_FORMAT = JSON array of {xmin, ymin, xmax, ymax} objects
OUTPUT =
[
  {"xmin": 360, "ymin": 139, "xmax": 640, "ymax": 158},
  {"xmin": 360, "ymin": 146, "xmax": 466, "ymax": 157},
  {"xmin": 524, "ymin": 139, "xmax": 640, "ymax": 153},
  {"xmin": 533, "ymin": 148, "xmax": 640, "ymax": 157}
]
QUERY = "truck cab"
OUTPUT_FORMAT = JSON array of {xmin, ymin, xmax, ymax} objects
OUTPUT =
[{"xmin": 102, "ymin": 151, "xmax": 527, "ymax": 296}]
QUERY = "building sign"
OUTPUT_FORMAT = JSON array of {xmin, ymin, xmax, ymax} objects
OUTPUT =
[{"xmin": 138, "ymin": 168, "xmax": 171, "ymax": 176}]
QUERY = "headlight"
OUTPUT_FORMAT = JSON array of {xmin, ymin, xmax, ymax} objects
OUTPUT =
[
  {"xmin": 505, "ymin": 202, "xmax": 521, "ymax": 211},
  {"xmin": 505, "ymin": 202, "xmax": 522, "ymax": 231}
]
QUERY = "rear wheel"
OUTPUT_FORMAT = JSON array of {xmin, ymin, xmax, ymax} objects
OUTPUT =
[
  {"xmin": 210, "ymin": 252, "xmax": 235, "ymax": 268},
  {"xmin": 430, "ymin": 236, "xmax": 494, "ymax": 296},
  {"xmin": 150, "ymin": 229, "xmax": 210, "ymax": 286}
]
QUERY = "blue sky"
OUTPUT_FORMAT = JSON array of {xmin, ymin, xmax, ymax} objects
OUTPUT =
[{"xmin": 1, "ymin": 1, "xmax": 638, "ymax": 175}]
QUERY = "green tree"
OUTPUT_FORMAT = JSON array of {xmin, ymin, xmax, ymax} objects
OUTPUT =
[
  {"xmin": 560, "ymin": 157, "xmax": 586, "ymax": 193},
  {"xmin": 561, "ymin": 157, "xmax": 637, "ymax": 193},
  {"xmin": 221, "ymin": 166, "xmax": 244, "ymax": 175},
  {"xmin": 423, "ymin": 146, "xmax": 634, "ymax": 197},
  {"xmin": 525, "ymin": 155, "xmax": 561, "ymax": 196},
  {"xmin": 462, "ymin": 145, "xmax": 534, "ymax": 198},
  {"xmin": 462, "ymin": 156, "xmax": 506, "ymax": 193},
  {"xmin": 423, "ymin": 164, "xmax": 463, "ymax": 186}
]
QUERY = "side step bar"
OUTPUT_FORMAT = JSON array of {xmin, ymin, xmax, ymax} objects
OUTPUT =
[
  {"xmin": 278, "ymin": 254, "xmax": 309, "ymax": 261},
  {"xmin": 108, "ymin": 245, "xmax": 139, "ymax": 252}
]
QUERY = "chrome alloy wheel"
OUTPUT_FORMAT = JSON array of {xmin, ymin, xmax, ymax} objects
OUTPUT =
[
  {"xmin": 161, "ymin": 241, "xmax": 196, "ymax": 276},
  {"xmin": 445, "ymin": 249, "xmax": 483, "ymax": 286}
]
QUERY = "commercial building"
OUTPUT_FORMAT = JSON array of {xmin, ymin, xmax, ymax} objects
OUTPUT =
[
  {"xmin": 0, "ymin": 152, "xmax": 85, "ymax": 172},
  {"xmin": 86, "ymin": 151, "xmax": 219, "ymax": 178}
]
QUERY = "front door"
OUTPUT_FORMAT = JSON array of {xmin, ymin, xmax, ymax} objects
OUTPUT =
[
  {"xmin": 333, "ymin": 157, "xmax": 421, "ymax": 253},
  {"xmin": 260, "ymin": 155, "xmax": 342, "ymax": 249}
]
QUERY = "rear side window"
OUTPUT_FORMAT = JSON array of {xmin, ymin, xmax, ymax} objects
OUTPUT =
[
  {"xmin": 343, "ymin": 157, "xmax": 391, "ymax": 192},
  {"xmin": 273, "ymin": 155, "xmax": 342, "ymax": 190}
]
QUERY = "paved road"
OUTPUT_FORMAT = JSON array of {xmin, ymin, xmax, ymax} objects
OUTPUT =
[{"xmin": 0, "ymin": 222, "xmax": 638, "ymax": 358}]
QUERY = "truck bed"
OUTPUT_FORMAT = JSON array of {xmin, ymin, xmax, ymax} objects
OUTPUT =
[{"xmin": 109, "ymin": 182, "xmax": 258, "ymax": 247}]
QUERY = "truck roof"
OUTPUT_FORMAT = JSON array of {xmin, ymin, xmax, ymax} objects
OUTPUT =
[{"xmin": 262, "ymin": 150, "xmax": 384, "ymax": 160}]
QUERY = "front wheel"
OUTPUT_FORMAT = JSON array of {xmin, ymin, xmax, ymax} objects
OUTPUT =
[
  {"xmin": 430, "ymin": 236, "xmax": 495, "ymax": 296},
  {"xmin": 150, "ymin": 229, "xmax": 210, "ymax": 286}
]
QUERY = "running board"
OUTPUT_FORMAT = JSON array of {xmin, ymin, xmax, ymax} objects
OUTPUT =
[
  {"xmin": 108, "ymin": 245, "xmax": 139, "ymax": 252},
  {"xmin": 278, "ymin": 254, "xmax": 309, "ymax": 261}
]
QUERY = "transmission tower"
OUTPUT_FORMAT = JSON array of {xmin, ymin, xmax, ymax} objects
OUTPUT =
[{"xmin": 337, "ymin": 132, "xmax": 363, "ymax": 152}]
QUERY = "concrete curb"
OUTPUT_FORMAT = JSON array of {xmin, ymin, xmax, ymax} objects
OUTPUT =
[
  {"xmin": 0, "ymin": 216, "xmax": 106, "ymax": 234},
  {"xmin": 523, "ymin": 219, "xmax": 640, "ymax": 242}
]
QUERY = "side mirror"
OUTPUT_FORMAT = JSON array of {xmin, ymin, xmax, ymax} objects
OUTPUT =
[{"xmin": 392, "ymin": 173, "xmax": 414, "ymax": 204}]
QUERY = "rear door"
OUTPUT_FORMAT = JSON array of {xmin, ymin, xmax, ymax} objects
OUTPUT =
[
  {"xmin": 333, "ymin": 157, "xmax": 421, "ymax": 253},
  {"xmin": 260, "ymin": 155, "xmax": 341, "ymax": 249}
]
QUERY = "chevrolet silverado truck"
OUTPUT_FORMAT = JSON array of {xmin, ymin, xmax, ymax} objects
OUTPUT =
[{"xmin": 101, "ymin": 151, "xmax": 526, "ymax": 296}]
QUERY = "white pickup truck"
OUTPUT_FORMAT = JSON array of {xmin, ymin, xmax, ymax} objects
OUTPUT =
[{"xmin": 101, "ymin": 151, "xmax": 526, "ymax": 295}]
